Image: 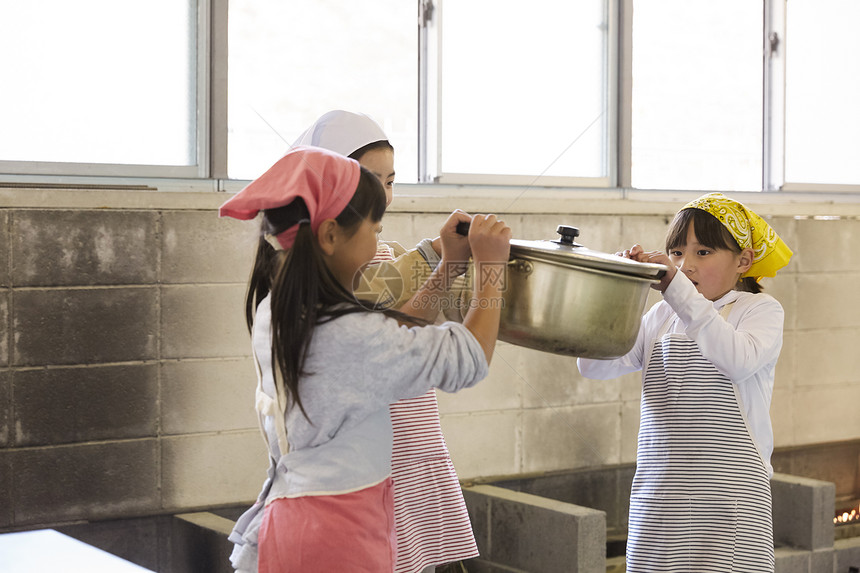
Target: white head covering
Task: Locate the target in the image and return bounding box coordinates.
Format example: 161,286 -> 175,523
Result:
292,110 -> 388,158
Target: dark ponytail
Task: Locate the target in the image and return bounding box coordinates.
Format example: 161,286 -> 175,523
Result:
737,276 -> 762,294
244,167 -> 388,421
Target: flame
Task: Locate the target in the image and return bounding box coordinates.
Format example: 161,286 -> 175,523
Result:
835,506 -> 860,524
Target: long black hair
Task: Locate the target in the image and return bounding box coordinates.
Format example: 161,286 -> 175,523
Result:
244,166 -> 387,421
665,208 -> 762,294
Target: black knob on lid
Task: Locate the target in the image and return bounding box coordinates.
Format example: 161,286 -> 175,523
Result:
556,225 -> 580,245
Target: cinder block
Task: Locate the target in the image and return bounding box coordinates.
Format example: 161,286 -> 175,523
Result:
514,345 -> 619,409
792,387 -> 860,445
521,403 -> 620,473
620,400 -> 640,464
788,442 -> 860,501
435,341 -> 523,415
0,291 -> 7,367
464,486 -> 490,554
0,370 -> 8,447
0,450 -> 10,528
834,536 -> 860,573
385,213 -> 420,249
11,210 -> 158,286
13,364 -> 157,446
0,212 -> 9,288
795,328 -> 860,388
765,272 -> 797,332
618,215 -> 671,256
796,275 -> 860,330
161,285 -> 250,359
810,548 -> 836,573
161,431 -> 268,510
171,513 -> 235,573
618,370 -> 642,402
775,330 -> 797,392
161,211 -> 257,284
11,440 -> 159,525
439,410 -> 519,480
795,218 -> 860,274
771,390 -> 795,448
12,288 -> 158,366
495,467 -> 625,530
493,466 -> 635,534
463,484 -> 606,573
57,515 -> 171,572
774,547 -> 811,573
772,472 -> 835,551
161,358 -> 257,435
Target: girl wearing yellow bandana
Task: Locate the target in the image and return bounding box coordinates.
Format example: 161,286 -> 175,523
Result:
578,193 -> 792,573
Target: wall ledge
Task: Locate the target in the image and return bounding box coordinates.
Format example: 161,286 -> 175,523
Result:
2,183 -> 860,218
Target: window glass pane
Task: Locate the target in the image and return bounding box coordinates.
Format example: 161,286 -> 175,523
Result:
228,1 -> 418,182
785,0 -> 860,185
440,1 -> 608,179
0,0 -> 196,167
632,0 -> 762,191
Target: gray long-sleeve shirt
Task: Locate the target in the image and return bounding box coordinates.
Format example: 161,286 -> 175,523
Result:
253,295 -> 489,498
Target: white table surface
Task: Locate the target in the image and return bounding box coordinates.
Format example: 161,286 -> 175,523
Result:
0,529 -> 154,572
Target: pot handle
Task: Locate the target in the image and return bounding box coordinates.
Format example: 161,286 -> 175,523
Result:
455,221 -> 470,236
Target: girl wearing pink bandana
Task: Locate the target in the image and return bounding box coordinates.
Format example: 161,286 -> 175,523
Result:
578,193 -> 792,573
220,146 -> 510,573
294,110 -> 480,573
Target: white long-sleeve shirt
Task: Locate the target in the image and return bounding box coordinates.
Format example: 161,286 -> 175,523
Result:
578,271 -> 784,475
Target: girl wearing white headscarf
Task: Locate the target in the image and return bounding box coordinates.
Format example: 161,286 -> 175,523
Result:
293,110 -> 479,573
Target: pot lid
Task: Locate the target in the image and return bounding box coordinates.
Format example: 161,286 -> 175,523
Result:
510,225 -> 668,279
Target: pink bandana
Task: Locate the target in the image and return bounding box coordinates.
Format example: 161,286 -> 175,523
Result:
219,146 -> 360,249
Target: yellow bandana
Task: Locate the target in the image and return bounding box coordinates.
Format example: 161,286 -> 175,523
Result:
682,193 -> 793,279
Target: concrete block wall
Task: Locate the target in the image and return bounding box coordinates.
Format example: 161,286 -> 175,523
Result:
772,473 -> 836,551
773,440 -> 860,510
489,465 -> 635,535
0,204 -> 269,532
1,188 -> 858,532
462,484 -> 606,573
475,467 -> 843,572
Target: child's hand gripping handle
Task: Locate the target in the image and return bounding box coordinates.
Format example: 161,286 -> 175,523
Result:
618,243 -> 676,292
462,214 -> 511,364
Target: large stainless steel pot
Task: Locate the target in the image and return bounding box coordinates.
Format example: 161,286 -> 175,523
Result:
460,224 -> 667,358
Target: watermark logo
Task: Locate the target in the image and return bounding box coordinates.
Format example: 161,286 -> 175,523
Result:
352,261 -> 407,310
353,260 -> 507,312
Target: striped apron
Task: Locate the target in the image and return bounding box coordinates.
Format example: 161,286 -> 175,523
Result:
626,304 -> 774,573
372,242 -> 479,572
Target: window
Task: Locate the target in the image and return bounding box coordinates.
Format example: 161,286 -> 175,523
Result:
433,0 -> 612,186
2,1 -> 860,194
0,0 -> 201,177
227,0 -> 418,182
784,0 -> 860,187
631,0 -> 763,191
